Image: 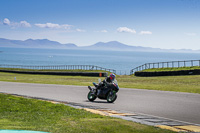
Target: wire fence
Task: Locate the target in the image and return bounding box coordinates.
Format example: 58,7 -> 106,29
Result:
0,64 -> 117,74
130,59 -> 200,75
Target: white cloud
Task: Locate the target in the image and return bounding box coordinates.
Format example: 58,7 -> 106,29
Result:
3,18 -> 11,25
139,31 -> 152,35
2,18 -> 31,28
100,30 -> 108,33
35,23 -> 72,29
76,28 -> 86,32
117,27 -> 136,34
62,24 -> 72,29
94,30 -> 108,33
20,21 -> 31,27
35,23 -> 59,28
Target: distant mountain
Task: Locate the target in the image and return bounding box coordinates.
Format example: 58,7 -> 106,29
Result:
0,38 -> 198,53
63,43 -> 77,48
91,41 -> 131,48
83,41 -> 199,53
86,41 -> 133,50
0,38 -> 77,49
83,41 -> 162,51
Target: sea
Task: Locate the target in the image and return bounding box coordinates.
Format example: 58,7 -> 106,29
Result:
0,47 -> 200,75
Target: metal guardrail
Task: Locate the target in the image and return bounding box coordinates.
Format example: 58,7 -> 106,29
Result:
2,60 -> 200,76
130,60 -> 200,75
0,64 -> 116,74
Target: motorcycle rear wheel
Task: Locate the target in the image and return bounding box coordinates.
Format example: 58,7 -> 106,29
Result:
87,91 -> 97,102
107,92 -> 117,103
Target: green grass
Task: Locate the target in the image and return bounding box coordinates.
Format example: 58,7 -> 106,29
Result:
0,71 -> 200,94
0,93 -> 175,133
141,66 -> 200,72
118,75 -> 200,93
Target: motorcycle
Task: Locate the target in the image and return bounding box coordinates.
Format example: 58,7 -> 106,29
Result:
87,79 -> 119,103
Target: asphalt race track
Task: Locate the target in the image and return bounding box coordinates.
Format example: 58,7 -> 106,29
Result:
0,81 -> 200,125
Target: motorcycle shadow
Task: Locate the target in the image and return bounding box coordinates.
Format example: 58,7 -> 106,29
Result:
85,100 -> 114,104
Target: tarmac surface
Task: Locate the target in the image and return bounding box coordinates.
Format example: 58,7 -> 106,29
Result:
0,81 -> 200,129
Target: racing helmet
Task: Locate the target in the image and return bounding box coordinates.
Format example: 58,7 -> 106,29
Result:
109,73 -> 115,81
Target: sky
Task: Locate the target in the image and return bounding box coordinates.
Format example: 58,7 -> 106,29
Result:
0,0 -> 200,50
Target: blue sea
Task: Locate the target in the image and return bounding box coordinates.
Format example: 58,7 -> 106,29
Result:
0,47 -> 200,75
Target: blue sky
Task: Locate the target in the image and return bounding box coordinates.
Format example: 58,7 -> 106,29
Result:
0,0 -> 200,50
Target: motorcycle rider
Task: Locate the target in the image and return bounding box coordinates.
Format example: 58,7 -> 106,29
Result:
103,73 -> 116,84
96,73 -> 116,93
88,73 -> 119,103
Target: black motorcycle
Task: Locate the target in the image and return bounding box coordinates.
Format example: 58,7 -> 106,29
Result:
87,79 -> 119,103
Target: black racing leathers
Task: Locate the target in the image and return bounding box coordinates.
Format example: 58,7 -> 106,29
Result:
97,77 -> 113,90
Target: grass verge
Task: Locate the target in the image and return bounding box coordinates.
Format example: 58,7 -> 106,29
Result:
141,66 -> 200,72
0,72 -> 200,94
0,93 -> 175,133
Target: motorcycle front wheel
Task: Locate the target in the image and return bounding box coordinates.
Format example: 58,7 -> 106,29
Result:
87,91 -> 97,102
107,91 -> 117,103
